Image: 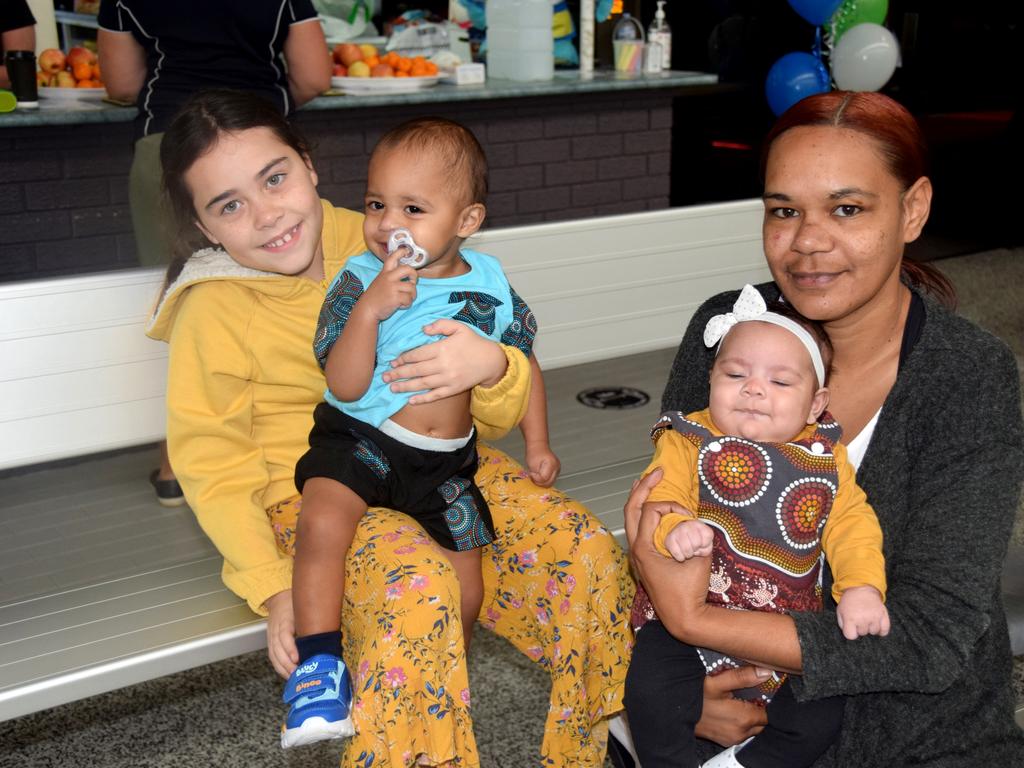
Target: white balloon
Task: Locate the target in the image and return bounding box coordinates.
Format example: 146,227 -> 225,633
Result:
830,22 -> 900,91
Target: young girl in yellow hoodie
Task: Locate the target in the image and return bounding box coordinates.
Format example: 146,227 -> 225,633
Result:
145,89 -> 634,768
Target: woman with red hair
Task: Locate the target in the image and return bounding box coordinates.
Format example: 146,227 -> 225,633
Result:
624,91 -> 1023,766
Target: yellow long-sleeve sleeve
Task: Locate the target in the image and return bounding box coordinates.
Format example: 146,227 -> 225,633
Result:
820,441 -> 887,601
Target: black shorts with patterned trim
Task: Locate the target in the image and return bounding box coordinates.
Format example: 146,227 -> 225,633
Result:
295,403 -> 494,552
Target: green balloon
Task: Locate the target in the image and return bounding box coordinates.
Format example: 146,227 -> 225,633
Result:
825,0 -> 888,41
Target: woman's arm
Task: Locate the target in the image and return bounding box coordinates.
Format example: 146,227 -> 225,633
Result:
282,18 -> 330,107
97,29 -> 147,103
791,337 -> 1024,699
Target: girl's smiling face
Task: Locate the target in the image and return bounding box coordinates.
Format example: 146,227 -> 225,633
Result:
185,127 -> 325,281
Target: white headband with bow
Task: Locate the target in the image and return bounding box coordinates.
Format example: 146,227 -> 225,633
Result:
703,284 -> 826,387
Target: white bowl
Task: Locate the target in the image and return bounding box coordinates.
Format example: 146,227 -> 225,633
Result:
39,86 -> 107,101
330,75 -> 439,95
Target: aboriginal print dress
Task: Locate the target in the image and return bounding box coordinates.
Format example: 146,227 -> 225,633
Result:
631,411 -> 843,703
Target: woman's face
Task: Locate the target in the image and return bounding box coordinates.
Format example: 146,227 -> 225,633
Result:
762,126 -> 930,325
186,127 -> 325,281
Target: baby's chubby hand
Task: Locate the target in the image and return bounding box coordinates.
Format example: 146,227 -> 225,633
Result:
525,441 -> 560,487
359,248 -> 419,322
661,515 -> 714,561
836,585 -> 890,640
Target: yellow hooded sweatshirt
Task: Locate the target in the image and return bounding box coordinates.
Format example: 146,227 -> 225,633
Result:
146,201 -> 531,614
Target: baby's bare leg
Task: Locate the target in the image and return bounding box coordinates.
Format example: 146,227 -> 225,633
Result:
441,546 -> 484,652
293,477 -> 367,636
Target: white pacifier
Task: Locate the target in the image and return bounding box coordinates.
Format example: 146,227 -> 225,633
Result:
387,228 -> 429,269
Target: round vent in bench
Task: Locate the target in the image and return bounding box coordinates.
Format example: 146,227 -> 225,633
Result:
577,387 -> 650,410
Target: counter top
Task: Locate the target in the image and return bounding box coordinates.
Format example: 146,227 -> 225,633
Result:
0,69 -> 717,129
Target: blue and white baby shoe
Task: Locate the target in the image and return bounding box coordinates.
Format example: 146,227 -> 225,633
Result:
280,653 -> 355,748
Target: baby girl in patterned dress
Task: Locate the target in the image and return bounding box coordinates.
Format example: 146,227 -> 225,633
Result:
624,284 -> 889,768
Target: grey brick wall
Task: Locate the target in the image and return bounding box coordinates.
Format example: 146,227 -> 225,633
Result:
1,91 -> 674,282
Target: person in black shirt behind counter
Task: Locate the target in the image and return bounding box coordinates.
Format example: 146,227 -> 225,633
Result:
0,0 -> 36,91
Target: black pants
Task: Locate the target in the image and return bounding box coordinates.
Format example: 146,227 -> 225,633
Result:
624,620 -> 845,768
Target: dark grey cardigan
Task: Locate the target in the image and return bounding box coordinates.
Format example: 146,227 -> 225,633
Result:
663,284 -> 1024,766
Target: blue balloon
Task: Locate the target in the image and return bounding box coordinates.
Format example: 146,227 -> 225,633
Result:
788,0 -> 843,25
764,52 -> 831,116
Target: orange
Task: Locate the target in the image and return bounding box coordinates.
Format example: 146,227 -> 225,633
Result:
396,57 -> 412,73
92,62 -> 102,80
364,54 -> 379,68
76,78 -> 99,88
72,61 -> 93,81
424,61 -> 438,75
394,70 -> 409,78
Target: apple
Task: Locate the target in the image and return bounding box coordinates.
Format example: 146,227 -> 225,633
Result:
55,71 -> 76,88
36,70 -> 50,87
359,44 -> 378,60
332,63 -> 347,77
38,48 -> 66,74
347,60 -> 371,78
66,46 -> 97,70
333,43 -> 362,67
370,63 -> 394,78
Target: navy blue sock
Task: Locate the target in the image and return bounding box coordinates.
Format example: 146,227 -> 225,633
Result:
295,630 -> 342,663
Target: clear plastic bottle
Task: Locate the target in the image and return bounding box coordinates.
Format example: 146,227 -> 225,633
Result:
612,13 -> 645,76
648,0 -> 672,71
487,0 -> 554,81
644,38 -> 664,74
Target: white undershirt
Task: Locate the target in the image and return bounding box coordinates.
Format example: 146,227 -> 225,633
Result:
844,408 -> 882,472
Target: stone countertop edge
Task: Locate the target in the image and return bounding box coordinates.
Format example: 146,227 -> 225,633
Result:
0,70 -> 718,128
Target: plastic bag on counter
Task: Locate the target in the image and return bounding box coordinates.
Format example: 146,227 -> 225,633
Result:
385,13 -> 451,58
314,0 -> 377,42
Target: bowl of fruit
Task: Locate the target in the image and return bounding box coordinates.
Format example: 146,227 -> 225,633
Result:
331,43 -> 439,94
37,47 -> 106,100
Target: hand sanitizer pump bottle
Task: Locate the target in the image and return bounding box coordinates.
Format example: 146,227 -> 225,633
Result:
648,1 -> 672,71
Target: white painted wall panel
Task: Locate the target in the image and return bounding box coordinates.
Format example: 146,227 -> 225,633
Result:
1,269 -> 167,470
469,199 -> 767,368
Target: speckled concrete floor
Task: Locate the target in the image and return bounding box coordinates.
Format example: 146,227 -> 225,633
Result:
0,628 -> 612,768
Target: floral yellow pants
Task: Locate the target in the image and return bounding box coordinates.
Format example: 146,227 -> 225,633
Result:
268,443 -> 635,767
